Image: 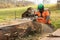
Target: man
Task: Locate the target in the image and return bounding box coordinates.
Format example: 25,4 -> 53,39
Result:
35,4 -> 50,24
22,7 -> 35,18
35,4 -> 54,29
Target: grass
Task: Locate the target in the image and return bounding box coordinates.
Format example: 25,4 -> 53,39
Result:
0,5 -> 37,21
0,7 -> 27,19
51,10 -> 60,29
0,5 -> 60,29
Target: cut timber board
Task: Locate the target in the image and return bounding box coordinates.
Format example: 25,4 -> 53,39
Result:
0,19 -> 32,28
50,29 -> 60,37
40,29 -> 60,40
40,37 -> 60,40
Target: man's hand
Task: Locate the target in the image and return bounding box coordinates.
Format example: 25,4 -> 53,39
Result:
46,16 -> 50,24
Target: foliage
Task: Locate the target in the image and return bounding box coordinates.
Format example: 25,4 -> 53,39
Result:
0,0 -> 35,8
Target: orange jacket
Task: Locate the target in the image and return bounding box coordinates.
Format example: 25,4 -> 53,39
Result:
35,11 -> 51,24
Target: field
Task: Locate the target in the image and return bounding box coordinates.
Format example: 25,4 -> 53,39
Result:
0,6 -> 37,21
0,5 -> 60,29
51,10 -> 60,29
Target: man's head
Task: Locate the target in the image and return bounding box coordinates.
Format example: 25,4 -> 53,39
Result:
27,7 -> 35,14
27,7 -> 33,13
38,4 -> 44,13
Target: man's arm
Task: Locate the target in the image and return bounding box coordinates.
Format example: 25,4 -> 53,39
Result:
22,11 -> 28,18
46,16 -> 50,21
45,11 -> 50,23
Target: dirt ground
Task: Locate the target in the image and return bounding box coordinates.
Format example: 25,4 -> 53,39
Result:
17,33 -> 50,40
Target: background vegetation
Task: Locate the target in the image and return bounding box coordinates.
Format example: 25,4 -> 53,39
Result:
0,0 -> 35,8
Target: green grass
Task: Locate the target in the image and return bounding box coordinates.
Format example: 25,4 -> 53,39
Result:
0,7 -> 28,22
0,5 -> 37,21
51,10 -> 60,29
0,7 -> 27,19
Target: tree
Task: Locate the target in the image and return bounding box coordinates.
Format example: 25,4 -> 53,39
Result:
43,0 -> 50,4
